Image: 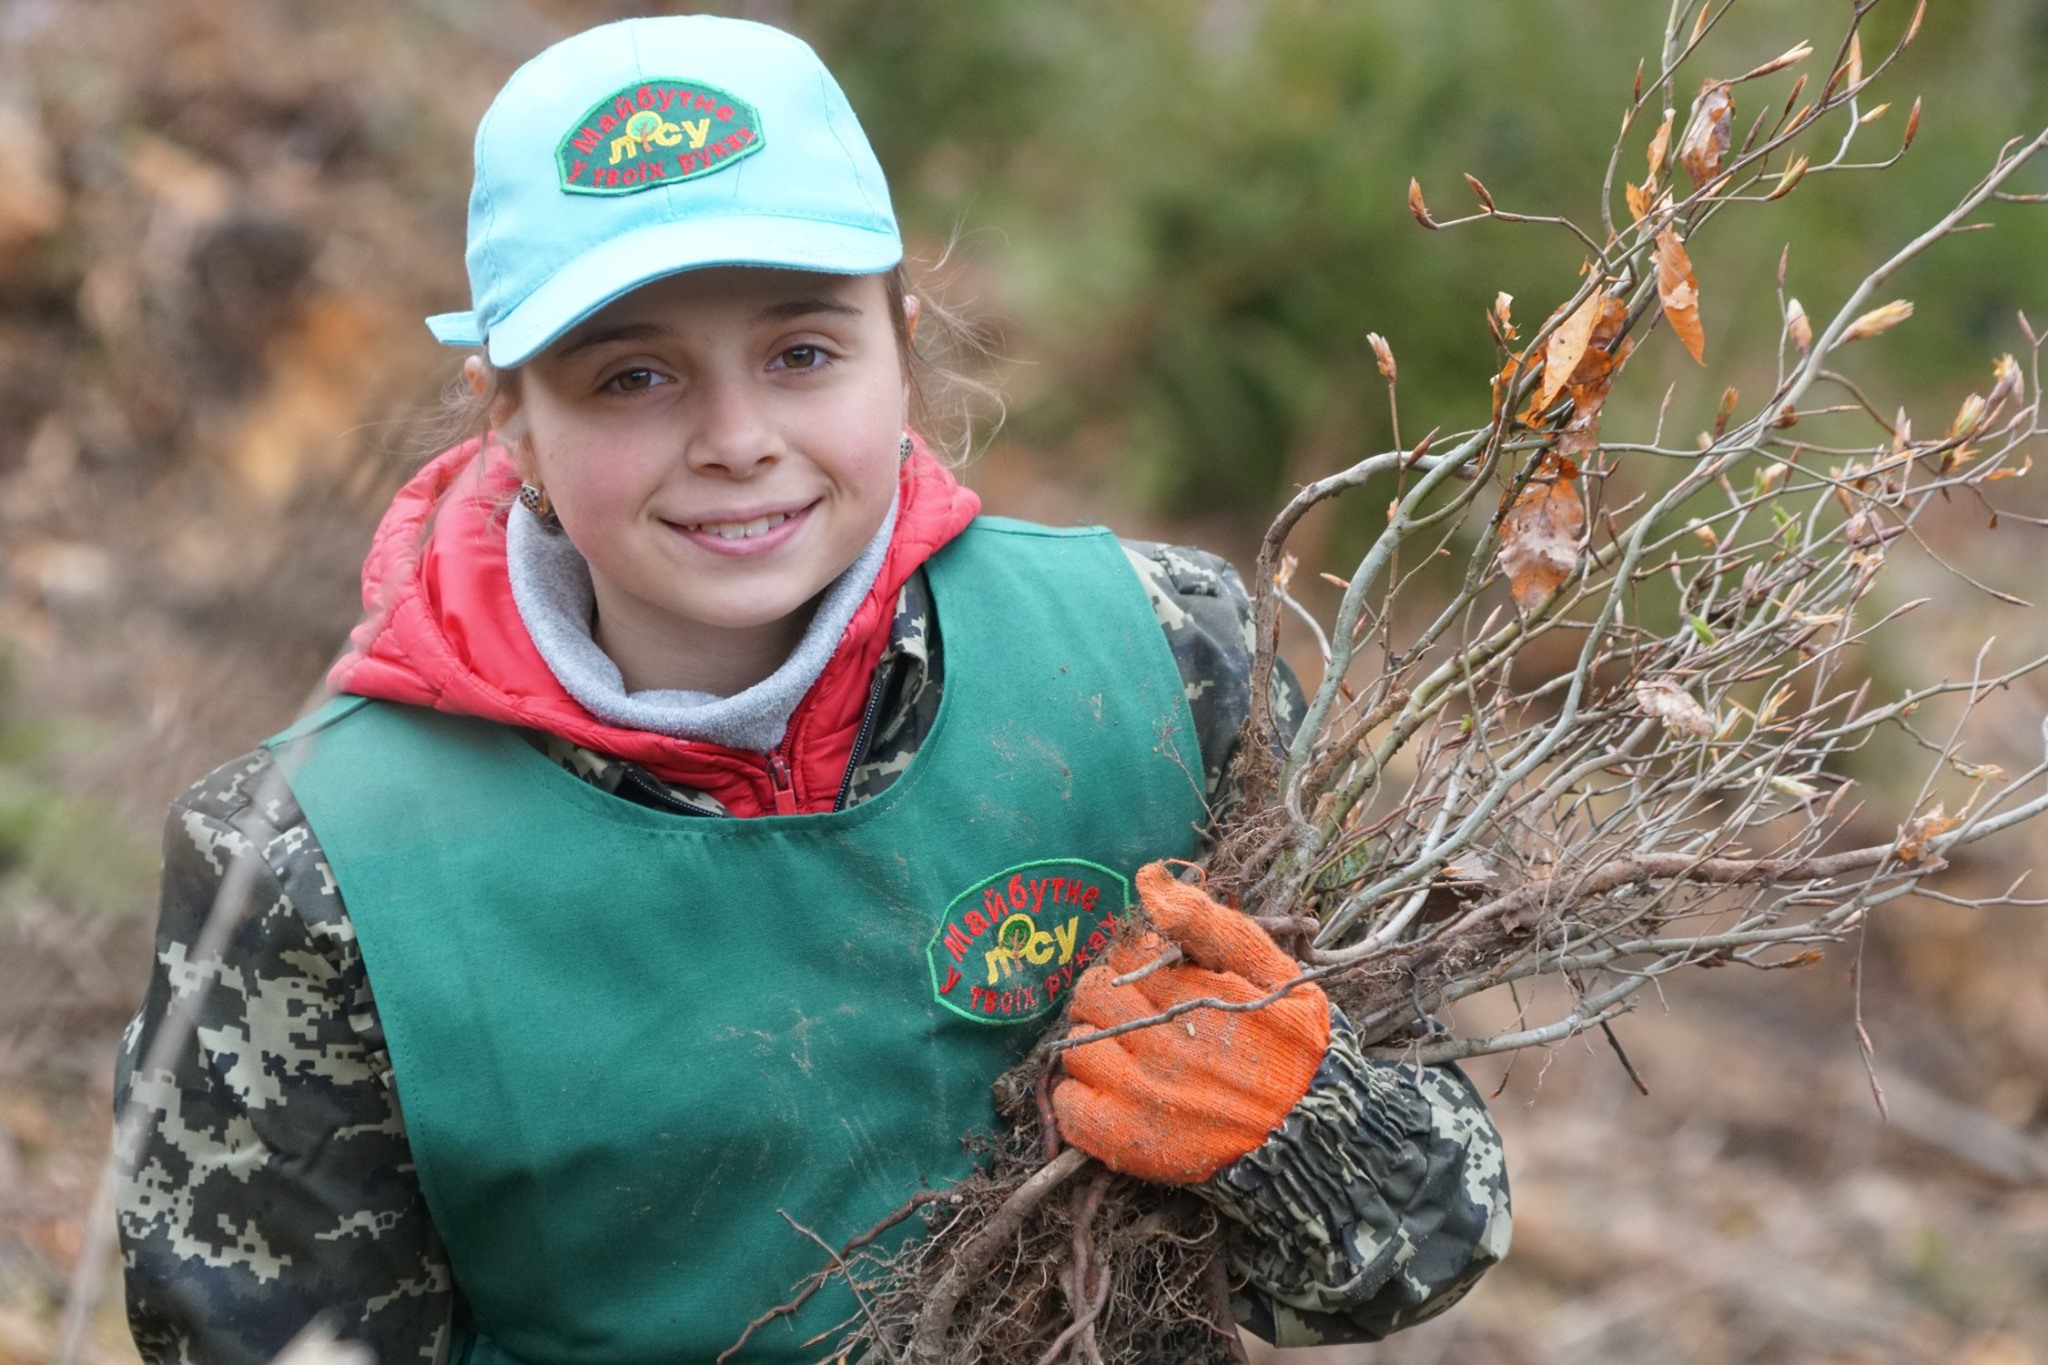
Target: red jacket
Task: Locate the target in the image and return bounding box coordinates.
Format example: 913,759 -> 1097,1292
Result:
329,436 -> 981,817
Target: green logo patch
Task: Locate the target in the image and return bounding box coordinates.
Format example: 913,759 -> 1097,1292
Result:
927,859 -> 1128,1025
557,80 -> 763,196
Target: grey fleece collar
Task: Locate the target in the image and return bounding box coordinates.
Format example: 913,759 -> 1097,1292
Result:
506,495 -> 898,752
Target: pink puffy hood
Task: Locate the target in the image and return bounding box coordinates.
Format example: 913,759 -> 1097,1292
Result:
329,436 -> 981,817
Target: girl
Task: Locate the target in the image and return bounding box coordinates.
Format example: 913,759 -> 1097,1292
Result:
114,15 -> 1509,1363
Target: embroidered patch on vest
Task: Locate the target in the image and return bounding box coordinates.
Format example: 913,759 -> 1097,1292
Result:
556,81 -> 763,196
927,859 -> 1127,1025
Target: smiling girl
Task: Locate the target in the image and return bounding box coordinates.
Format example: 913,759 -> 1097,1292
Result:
114,16 -> 1509,1363
504,268 -> 911,702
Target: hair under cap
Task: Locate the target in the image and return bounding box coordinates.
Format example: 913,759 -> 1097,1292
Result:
425,15 -> 901,367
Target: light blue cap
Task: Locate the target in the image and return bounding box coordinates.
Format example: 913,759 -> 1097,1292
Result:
425,16 -> 901,367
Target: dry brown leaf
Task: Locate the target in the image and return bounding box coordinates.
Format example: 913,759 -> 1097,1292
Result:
1584,294 -> 1630,355
1634,678 -> 1715,736
1655,229 -> 1706,365
1491,292 -> 1517,343
1646,114 -> 1674,181
1897,806 -> 1960,864
1441,853 -> 1497,888
1553,410 -> 1601,470
1417,851 -> 1501,924
1498,463 -> 1586,612
1491,356 -> 1523,420
1785,298 -> 1812,353
1678,82 -> 1735,187
1625,181 -> 1652,224
1526,295 -> 1630,436
1841,298 -> 1914,343
1534,293 -> 1603,414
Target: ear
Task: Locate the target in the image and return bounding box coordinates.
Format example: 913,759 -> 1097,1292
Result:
902,293 -> 921,343
471,357 -> 536,475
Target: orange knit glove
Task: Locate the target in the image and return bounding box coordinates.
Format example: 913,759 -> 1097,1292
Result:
1050,862 -> 1329,1185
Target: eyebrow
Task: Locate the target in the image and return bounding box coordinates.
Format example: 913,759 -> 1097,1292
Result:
757,297 -> 865,323
550,298 -> 865,359
552,321 -> 669,360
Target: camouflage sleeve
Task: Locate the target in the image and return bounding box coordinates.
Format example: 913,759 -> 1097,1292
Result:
1202,1009 -> 1511,1345
1118,540 -> 1304,813
115,748 -> 453,1365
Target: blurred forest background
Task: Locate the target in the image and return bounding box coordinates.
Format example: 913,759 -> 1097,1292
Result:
2,0 -> 2048,1360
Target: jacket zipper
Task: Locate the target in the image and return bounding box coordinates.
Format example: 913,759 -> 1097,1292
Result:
832,667 -> 893,812
767,751 -> 800,816
617,764 -> 721,817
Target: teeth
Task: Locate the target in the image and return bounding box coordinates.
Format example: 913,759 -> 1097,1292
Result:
693,512 -> 791,539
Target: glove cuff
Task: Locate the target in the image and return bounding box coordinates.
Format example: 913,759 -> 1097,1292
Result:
1192,1006 -> 1513,1333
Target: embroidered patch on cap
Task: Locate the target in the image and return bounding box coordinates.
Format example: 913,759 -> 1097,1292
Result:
557,80 -> 764,196
927,860 -> 1128,1025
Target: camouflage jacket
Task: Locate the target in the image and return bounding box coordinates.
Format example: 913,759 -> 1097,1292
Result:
115,541 -> 1509,1363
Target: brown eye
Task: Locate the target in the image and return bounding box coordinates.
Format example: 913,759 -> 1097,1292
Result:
779,345 -> 821,370
605,368 -> 662,394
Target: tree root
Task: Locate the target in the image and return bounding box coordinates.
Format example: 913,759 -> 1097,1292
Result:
743,1075 -> 1249,1365
906,1145 -> 1093,1364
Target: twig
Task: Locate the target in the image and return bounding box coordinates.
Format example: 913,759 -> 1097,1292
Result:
1600,1022 -> 1652,1096
1110,944 -> 1183,988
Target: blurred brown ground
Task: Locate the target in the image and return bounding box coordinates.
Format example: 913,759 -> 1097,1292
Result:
1,1 -> 2046,1361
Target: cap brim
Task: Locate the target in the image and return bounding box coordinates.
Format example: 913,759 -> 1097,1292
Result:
426,312 -> 484,347
480,214 -> 902,368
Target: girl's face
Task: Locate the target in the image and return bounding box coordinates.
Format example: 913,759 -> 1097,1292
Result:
494,267 -> 911,692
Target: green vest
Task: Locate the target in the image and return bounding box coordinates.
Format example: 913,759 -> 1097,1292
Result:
268,519 -> 1207,1363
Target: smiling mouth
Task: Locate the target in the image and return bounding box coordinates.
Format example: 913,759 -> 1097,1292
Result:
680,509 -> 800,540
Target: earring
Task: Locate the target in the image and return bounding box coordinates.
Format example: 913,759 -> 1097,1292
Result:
519,482 -> 562,532
899,433 -> 914,460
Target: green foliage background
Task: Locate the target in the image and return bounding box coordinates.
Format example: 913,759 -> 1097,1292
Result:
761,0 -> 2048,523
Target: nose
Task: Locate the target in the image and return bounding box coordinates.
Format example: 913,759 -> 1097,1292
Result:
685,370 -> 779,479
